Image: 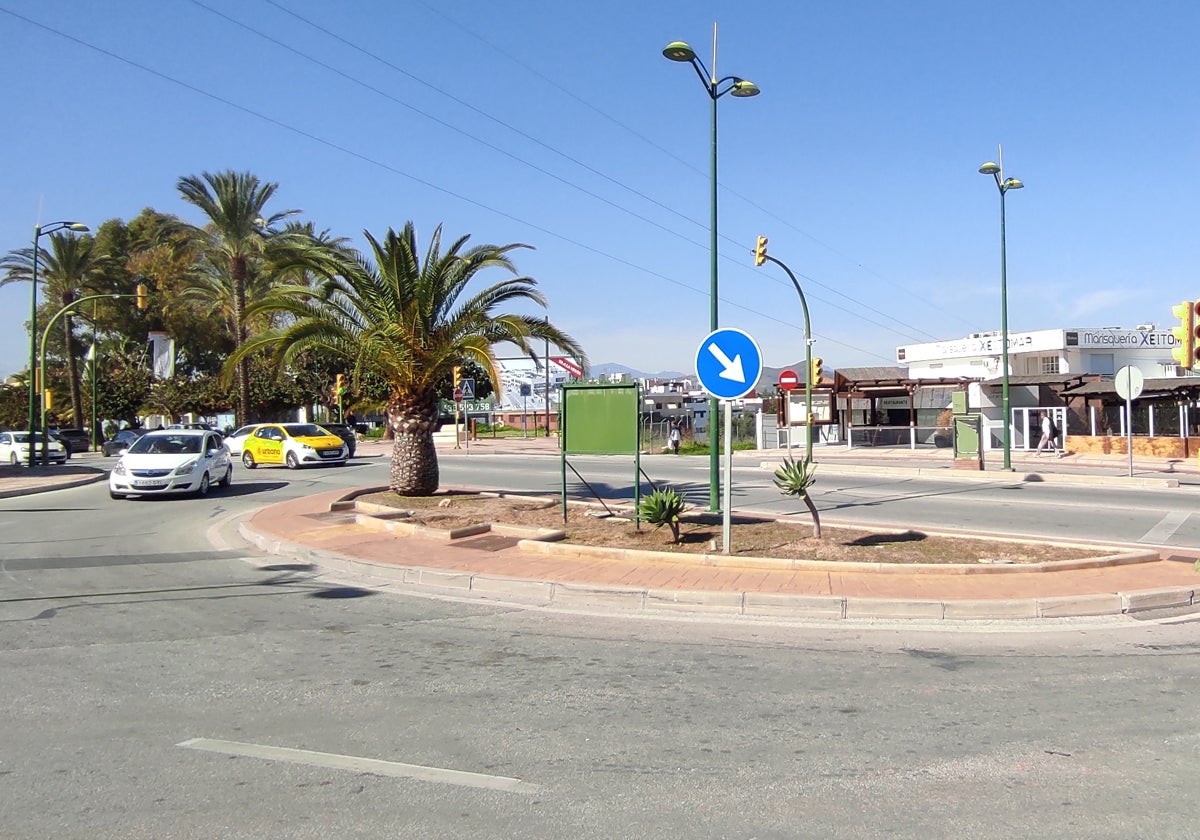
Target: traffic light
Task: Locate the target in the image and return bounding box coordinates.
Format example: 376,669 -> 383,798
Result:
44,389 -> 53,411
453,366 -> 462,388
136,282 -> 148,311
335,373 -> 345,395
1171,300 -> 1197,369
808,356 -> 823,384
754,235 -> 768,267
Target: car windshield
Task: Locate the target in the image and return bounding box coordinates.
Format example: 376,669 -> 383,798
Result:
283,424 -> 328,437
126,434 -> 203,455
230,426 -> 258,437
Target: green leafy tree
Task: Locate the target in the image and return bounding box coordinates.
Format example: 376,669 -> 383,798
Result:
171,171 -> 333,423
239,222 -> 588,495
1,230 -> 107,429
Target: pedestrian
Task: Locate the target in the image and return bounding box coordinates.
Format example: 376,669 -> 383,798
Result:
668,420 -> 682,455
1035,411 -> 1063,457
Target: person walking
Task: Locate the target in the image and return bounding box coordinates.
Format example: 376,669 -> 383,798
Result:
667,420 -> 682,455
1035,411 -> 1062,457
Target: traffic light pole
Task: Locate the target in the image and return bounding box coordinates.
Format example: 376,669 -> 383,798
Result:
760,254 -> 815,465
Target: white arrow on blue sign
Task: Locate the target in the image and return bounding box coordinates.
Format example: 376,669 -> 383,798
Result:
695,328 -> 763,400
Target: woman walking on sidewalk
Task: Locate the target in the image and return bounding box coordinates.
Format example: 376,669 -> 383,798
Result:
1035,412 -> 1063,457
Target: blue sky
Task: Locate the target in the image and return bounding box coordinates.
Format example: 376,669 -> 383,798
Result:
2,0 -> 1197,380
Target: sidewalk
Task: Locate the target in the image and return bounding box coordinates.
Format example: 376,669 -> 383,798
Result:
241,436 -> 1200,622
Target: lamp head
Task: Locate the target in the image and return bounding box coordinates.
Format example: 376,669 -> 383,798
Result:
730,79 -> 760,97
978,162 -> 1001,176
68,223 -> 89,232
662,41 -> 696,62
1003,178 -> 1024,190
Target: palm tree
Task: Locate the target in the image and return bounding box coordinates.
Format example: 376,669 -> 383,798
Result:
0,231 -> 104,428
173,170 -> 325,424
238,222 -> 588,495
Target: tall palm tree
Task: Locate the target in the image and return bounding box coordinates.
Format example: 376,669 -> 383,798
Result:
238,222 -> 588,495
173,170 -> 319,423
0,231 -> 104,427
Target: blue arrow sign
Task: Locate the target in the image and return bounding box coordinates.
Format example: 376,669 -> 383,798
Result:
695,328 -> 763,400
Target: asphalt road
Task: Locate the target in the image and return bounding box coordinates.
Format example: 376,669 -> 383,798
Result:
2,456 -> 1199,838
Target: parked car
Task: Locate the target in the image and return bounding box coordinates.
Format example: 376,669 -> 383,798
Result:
318,423 -> 358,458
167,423 -> 222,437
222,424 -> 264,457
108,429 -> 232,499
0,431 -> 69,466
50,427 -> 91,455
102,428 -> 148,457
241,423 -> 348,469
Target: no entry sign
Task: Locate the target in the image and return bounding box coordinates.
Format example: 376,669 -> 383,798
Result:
778,369 -> 800,391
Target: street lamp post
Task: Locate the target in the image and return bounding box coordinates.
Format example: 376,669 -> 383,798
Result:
663,26 -> 759,511
27,221 -> 88,467
978,151 -> 1023,471
39,293 -> 134,463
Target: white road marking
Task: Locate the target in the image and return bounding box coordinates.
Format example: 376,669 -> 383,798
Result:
1138,510 -> 1190,545
177,738 -> 538,794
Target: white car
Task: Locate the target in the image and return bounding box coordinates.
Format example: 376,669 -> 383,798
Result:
0,431 -> 68,466
108,429 -> 233,499
222,424 -> 264,457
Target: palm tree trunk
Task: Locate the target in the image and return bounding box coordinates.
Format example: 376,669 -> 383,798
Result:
63,315 -> 84,427
232,257 -> 252,423
387,392 -> 441,495
803,493 -> 822,539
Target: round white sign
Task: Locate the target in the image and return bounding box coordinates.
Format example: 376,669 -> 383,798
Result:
1114,366 -> 1144,401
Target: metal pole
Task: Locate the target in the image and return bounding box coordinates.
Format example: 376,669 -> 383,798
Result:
28,226 -> 41,467
91,299 -> 98,451
722,400 -> 732,553
999,188 -> 1012,471
707,82 -> 721,511
544,335 -> 550,439
763,255 -> 815,465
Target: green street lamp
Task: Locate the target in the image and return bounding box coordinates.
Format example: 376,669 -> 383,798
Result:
39,292 -> 139,463
979,150 -> 1023,472
28,221 -> 88,467
663,29 -> 759,511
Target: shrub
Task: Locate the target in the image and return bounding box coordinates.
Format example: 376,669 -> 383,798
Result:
638,487 -> 686,544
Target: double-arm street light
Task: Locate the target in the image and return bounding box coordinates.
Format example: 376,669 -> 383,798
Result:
663,27 -> 760,511
28,221 -> 89,467
978,149 -> 1023,471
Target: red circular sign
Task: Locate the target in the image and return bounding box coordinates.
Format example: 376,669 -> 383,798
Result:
777,369 -> 800,391
453,387 -> 464,403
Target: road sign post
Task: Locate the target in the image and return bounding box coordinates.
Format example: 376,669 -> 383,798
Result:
695,328 -> 763,553
1115,365 -> 1144,477
777,369 -> 799,458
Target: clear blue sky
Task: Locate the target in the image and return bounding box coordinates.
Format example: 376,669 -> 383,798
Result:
2,0 -> 1196,380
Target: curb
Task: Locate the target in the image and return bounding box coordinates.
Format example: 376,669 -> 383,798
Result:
763,461 -> 1184,489
238,491 -> 1200,623
0,467 -> 107,499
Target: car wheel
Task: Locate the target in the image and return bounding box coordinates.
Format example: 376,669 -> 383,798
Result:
8,453 -> 18,467
285,451 -> 300,470
220,464 -> 233,487
242,451 -> 257,470
197,472 -> 210,496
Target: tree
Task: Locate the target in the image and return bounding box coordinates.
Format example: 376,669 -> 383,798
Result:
239,222 -> 588,495
172,171 -> 330,423
1,230 -> 107,430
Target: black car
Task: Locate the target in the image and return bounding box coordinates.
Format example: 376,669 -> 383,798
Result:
51,427 -> 92,455
102,428 -> 147,457
319,423 -> 357,458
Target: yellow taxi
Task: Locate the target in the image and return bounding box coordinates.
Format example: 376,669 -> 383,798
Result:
240,423 -> 348,470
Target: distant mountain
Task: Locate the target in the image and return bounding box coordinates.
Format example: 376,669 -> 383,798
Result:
590,362 -> 689,380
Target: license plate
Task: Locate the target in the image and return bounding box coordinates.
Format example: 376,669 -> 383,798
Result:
133,479 -> 166,488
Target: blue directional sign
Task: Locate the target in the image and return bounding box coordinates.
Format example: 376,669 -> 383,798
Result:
695,328 -> 763,400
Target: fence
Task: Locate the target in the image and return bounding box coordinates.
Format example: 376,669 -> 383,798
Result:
845,424 -> 951,450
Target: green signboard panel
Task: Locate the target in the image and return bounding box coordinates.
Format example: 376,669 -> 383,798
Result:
562,382 -> 639,455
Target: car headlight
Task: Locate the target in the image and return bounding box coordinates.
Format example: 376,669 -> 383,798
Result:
300,443 -> 316,452
113,460 -> 127,476
174,458 -> 199,476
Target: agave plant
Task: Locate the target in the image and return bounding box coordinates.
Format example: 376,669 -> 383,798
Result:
638,487 -> 686,544
773,456 -> 821,538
